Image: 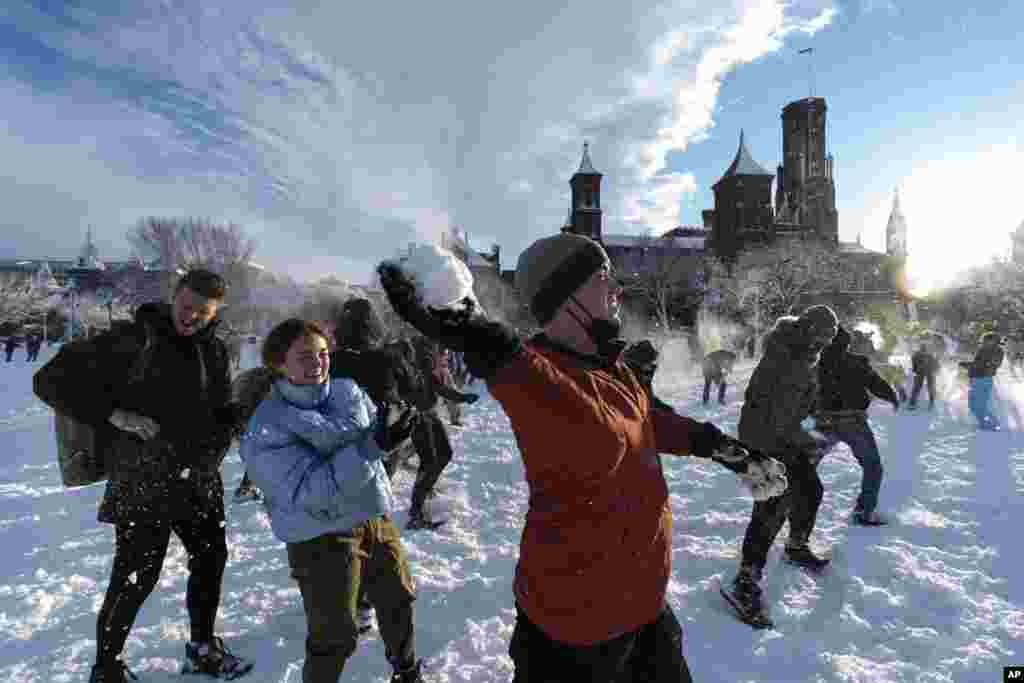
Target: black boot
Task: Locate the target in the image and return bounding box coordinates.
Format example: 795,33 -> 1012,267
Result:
406,505 -> 445,531
784,543 -> 830,572
724,565 -> 773,629
89,660 -> 138,683
391,659 -> 425,683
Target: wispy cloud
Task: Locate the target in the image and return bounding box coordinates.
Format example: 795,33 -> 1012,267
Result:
0,0 -> 836,282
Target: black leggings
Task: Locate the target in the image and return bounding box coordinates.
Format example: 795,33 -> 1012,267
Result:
95,514 -> 228,664
409,409 -> 453,512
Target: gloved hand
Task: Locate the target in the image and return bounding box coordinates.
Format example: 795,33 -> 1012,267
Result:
109,409 -> 160,440
692,423 -> 788,501
713,442 -> 789,501
375,402 -> 417,452
377,260 -> 522,378
461,393 -> 480,405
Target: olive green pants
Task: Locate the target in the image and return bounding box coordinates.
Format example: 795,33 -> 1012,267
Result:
287,516 -> 417,683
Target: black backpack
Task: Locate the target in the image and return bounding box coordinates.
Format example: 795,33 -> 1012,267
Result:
33,326 -> 153,487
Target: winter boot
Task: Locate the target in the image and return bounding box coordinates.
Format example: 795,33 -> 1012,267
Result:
783,543 -> 830,572
89,660 -> 138,683
852,510 -> 888,527
723,565 -> 773,629
406,503 -> 445,531
183,637 -> 254,680
391,659 -> 426,683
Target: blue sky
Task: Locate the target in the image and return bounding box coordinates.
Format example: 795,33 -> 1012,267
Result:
0,1 -> 1020,289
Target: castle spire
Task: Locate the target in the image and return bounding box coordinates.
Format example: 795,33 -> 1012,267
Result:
717,129 -> 773,182
576,141 -> 599,175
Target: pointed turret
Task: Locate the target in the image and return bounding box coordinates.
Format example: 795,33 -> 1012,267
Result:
568,142 -> 603,241
885,187 -> 908,259
714,130 -> 773,187
576,141 -> 599,175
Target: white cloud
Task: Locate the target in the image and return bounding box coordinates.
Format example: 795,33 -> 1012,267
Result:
0,0 -> 837,281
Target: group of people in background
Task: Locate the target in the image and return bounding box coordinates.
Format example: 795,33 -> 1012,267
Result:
3,333 -> 43,361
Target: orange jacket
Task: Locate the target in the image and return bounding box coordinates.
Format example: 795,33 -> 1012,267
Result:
488,336 -> 702,645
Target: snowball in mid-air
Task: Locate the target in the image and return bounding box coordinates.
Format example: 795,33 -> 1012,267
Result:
400,243 -> 482,312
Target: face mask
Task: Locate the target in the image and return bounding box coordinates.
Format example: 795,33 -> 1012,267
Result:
566,295 -> 622,356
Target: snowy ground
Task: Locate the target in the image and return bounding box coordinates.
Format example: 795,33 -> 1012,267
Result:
3,344 -> 1024,682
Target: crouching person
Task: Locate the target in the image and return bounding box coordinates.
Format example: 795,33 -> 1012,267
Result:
239,319 -> 423,683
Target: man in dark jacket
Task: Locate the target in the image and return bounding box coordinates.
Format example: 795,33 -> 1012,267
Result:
816,326 -> 900,526
965,332 -> 1005,430
26,334 -> 43,361
909,341 -> 939,410
702,349 -> 737,405
33,270 -> 251,683
728,305 -> 838,628
404,335 -> 478,529
377,233 -> 787,681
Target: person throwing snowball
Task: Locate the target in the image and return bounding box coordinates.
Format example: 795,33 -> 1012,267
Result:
376,234 -> 787,682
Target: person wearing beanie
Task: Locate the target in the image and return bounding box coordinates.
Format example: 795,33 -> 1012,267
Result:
725,304 -> 839,629
376,233 -> 788,681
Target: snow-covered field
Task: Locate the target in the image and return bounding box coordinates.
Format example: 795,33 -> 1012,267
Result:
3,344 -> 1024,682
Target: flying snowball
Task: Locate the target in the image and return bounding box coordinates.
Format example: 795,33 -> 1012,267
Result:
396,243 -> 483,313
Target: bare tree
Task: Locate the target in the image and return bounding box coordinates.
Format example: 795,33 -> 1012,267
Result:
0,273 -> 54,326
127,217 -> 257,301
617,232 -> 704,333
707,239 -> 843,348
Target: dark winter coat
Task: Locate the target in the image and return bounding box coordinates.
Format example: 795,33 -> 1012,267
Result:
4,337 -> 21,353
487,334 -> 711,646
701,349 -> 737,380
33,303 -> 234,524
969,343 -> 1004,379
409,336 -> 476,411
911,349 -> 939,377
737,316 -> 821,455
817,327 -> 899,417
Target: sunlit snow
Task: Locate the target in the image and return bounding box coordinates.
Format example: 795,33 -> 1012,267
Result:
2,344 -> 1024,681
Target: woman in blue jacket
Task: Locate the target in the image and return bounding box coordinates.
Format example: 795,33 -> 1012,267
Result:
239,319 -> 423,683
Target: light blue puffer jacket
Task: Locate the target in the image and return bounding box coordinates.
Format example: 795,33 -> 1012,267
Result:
239,377 -> 393,543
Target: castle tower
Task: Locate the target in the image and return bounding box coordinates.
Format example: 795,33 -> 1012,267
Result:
710,130 -> 775,259
568,142 -> 603,242
885,187 -> 908,259
775,97 -> 838,242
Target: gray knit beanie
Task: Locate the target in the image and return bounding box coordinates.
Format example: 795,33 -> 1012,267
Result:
515,233 -> 609,326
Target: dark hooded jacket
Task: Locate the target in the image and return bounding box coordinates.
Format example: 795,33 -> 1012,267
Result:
817,326 -> 899,415
33,302 -> 233,523
969,339 -> 1005,379
329,298 -> 419,408
702,349 -> 737,380
737,315 -> 821,455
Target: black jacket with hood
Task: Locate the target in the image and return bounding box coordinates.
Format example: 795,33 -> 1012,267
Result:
817,326 -> 899,415
34,302 -> 234,523
737,315 -> 822,455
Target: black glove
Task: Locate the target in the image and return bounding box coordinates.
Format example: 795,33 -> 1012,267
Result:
375,402 -> 417,452
377,261 -> 522,379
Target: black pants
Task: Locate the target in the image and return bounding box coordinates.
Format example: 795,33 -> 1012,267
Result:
409,409 -> 453,513
740,449 -> 823,569
909,373 -> 936,407
95,513 -> 228,664
702,375 -> 727,405
509,603 -> 692,683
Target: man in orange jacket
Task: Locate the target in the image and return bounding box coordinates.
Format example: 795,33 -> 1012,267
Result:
377,233 -> 787,682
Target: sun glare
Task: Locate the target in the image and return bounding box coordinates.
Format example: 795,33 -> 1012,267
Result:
895,141 -> 1020,295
